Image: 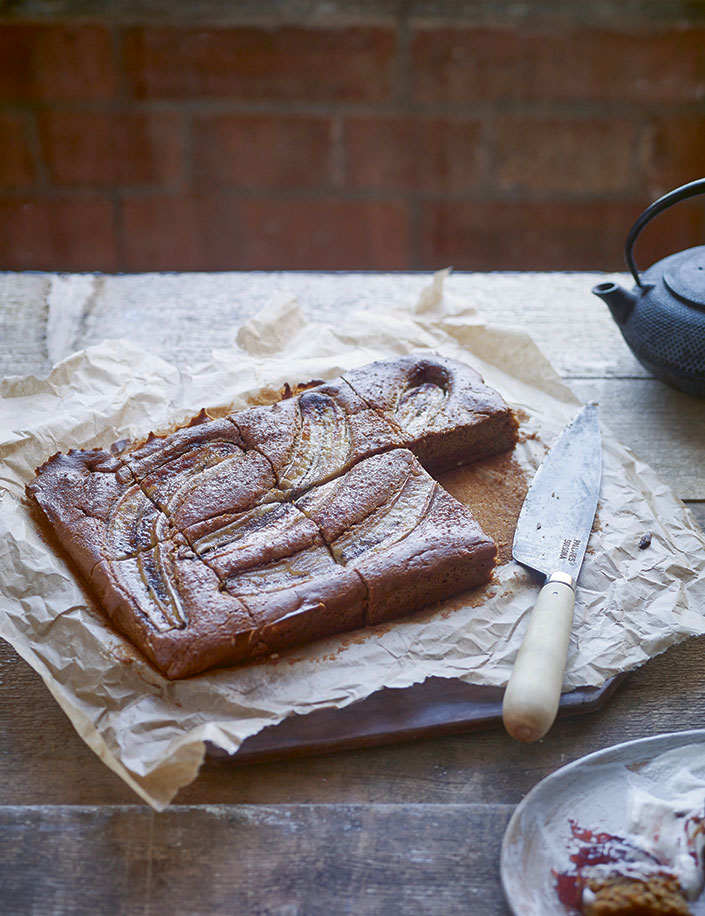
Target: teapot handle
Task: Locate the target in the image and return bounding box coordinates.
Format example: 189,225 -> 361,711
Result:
625,177 -> 705,287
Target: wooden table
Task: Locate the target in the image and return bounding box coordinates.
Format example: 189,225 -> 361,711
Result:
2,271 -> 704,915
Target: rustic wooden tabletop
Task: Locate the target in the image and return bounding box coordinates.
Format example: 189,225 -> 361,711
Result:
1,271 -> 704,915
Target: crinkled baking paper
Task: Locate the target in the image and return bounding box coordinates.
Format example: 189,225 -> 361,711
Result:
2,273 -> 704,809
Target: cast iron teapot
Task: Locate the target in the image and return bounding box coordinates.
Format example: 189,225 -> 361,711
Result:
592,178 -> 705,397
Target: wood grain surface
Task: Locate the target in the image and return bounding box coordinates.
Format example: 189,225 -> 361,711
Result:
1,271 -> 704,916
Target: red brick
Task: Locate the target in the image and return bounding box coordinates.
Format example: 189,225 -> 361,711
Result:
120,194 -> 410,270
344,116 -> 483,192
0,197 -> 117,270
123,26 -> 396,102
494,117 -> 636,193
193,115 -> 332,190
644,115 -> 705,196
235,198 -> 411,269
0,112 -> 36,187
120,195 -> 225,270
417,198 -> 705,270
412,27 -> 705,104
38,111 -> 182,187
0,24 -> 117,101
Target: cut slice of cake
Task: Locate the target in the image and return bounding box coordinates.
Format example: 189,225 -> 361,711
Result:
296,449 -> 497,625
231,376 -> 399,494
185,501 -> 326,583
582,874 -> 692,915
343,354 -> 519,472
119,411 -> 245,486
27,447 -> 175,576
228,552 -> 369,656
90,534 -> 266,679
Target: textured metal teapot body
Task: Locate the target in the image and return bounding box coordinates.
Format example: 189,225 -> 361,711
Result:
592,179 -> 705,398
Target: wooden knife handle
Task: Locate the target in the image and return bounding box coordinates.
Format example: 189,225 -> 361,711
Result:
502,576 -> 576,743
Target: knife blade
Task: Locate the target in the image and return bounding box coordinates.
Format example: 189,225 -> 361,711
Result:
502,403 -> 602,743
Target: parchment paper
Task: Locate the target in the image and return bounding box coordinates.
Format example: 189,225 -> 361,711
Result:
2,273 -> 705,810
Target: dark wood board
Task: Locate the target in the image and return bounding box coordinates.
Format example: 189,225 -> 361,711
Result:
215,674 -> 626,765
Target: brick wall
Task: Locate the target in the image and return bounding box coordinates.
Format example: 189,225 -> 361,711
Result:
1,7 -> 704,272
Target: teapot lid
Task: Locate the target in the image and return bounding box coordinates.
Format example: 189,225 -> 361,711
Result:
660,247 -> 705,310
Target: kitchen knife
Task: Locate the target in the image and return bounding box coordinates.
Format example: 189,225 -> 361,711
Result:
502,403 -> 602,743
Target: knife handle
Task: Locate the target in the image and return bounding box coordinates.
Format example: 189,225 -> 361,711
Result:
502,573 -> 576,743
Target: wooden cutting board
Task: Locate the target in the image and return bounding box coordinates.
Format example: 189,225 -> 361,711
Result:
217,675 -> 625,765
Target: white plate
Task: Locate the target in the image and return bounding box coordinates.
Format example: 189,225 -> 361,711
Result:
501,729 -> 705,916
